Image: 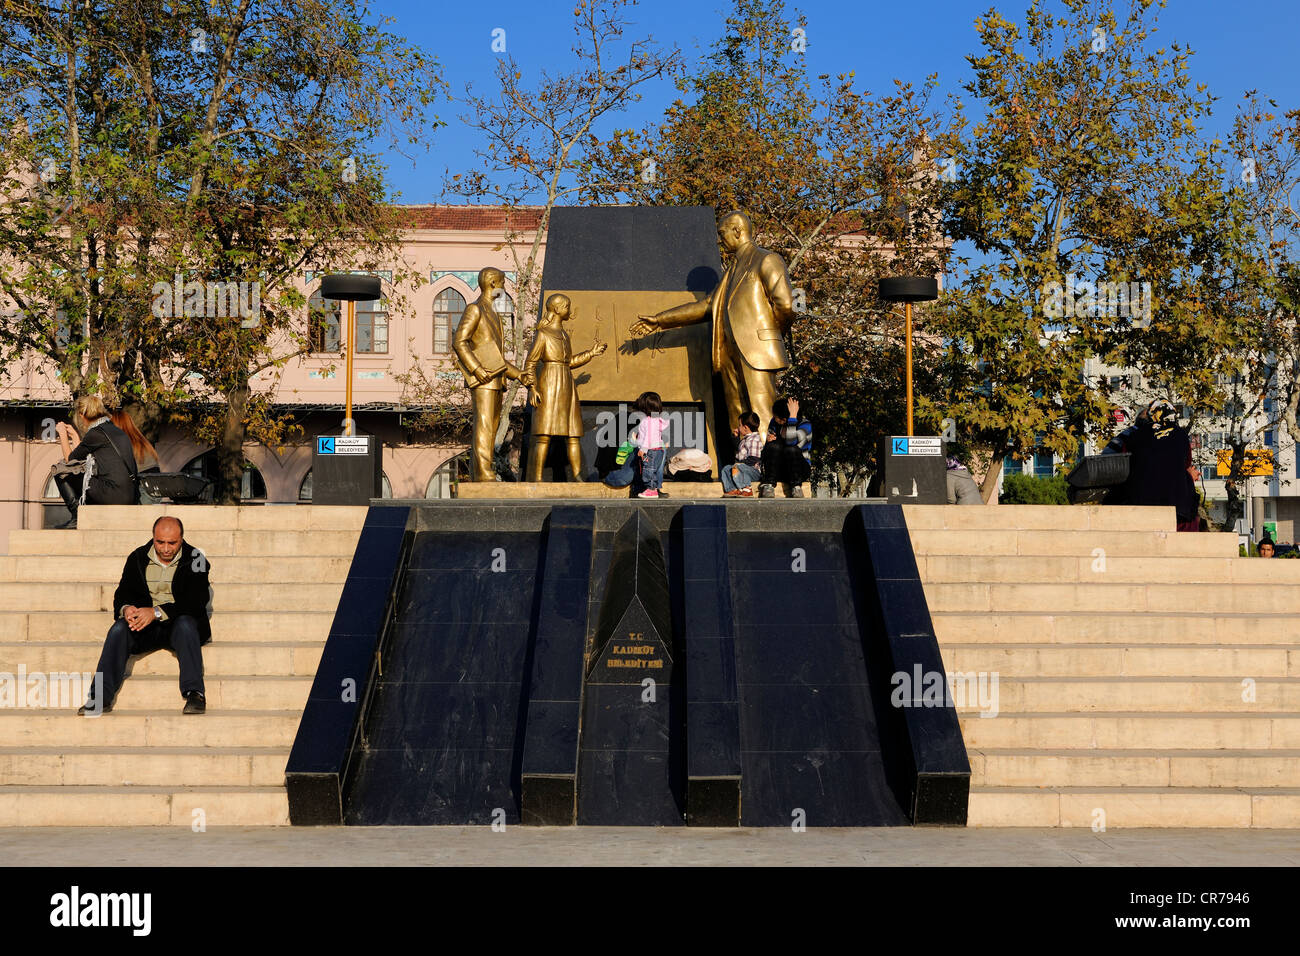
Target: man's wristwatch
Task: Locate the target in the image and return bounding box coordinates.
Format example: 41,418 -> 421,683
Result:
153,607 -> 162,621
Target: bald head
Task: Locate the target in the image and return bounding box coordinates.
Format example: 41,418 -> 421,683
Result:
718,211 -> 753,251
152,516 -> 183,564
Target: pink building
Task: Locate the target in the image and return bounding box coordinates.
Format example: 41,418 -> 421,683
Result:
0,206 -> 546,547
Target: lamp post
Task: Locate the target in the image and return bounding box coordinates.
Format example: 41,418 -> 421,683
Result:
319,273 -> 382,436
878,276 -> 939,436
313,273 -> 384,505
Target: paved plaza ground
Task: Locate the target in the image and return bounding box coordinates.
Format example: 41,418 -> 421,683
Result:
2,826 -> 1297,866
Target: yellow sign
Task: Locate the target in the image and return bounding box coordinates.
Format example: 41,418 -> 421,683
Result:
1215,449 -> 1273,477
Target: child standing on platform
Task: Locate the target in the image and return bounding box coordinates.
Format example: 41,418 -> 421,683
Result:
632,391 -> 668,498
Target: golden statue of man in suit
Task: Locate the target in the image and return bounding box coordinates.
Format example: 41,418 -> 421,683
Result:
453,267 -> 522,481
630,211 -> 796,429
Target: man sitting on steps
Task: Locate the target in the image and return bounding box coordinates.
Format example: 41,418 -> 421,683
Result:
79,515 -> 212,716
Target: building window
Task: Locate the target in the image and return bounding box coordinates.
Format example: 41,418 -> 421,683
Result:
433,288 -> 467,354
1002,455 -> 1022,477
308,287 -> 387,354
1033,449 -> 1055,477
493,290 -> 515,357
356,298 -> 388,354
1200,465 -> 1216,481
1265,430 -> 1275,447
425,455 -> 466,499
182,452 -> 265,500
308,293 -> 341,353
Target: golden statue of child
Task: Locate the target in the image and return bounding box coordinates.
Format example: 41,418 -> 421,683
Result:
521,293 -> 607,481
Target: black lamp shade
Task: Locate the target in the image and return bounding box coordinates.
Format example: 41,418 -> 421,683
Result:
879,276 -> 939,303
320,273 -> 382,302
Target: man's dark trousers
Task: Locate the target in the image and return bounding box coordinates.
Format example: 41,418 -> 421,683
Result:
92,615 -> 205,707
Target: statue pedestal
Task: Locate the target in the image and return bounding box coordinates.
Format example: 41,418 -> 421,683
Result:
456,482 -> 628,500
454,480 -> 813,499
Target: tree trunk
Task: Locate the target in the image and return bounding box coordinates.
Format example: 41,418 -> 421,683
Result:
979,456 -> 1003,504
216,384 -> 250,505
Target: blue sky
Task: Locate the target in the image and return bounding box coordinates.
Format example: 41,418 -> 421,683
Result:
371,0 -> 1300,204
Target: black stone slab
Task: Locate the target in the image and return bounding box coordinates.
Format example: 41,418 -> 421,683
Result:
846,505 -> 971,825
680,505 -> 740,826
286,504 -> 408,827
578,509 -> 684,825
541,206 -> 721,293
588,510 -> 674,682
340,527 -> 543,825
521,508 -> 595,825
728,526 -> 908,827
286,506 -> 410,825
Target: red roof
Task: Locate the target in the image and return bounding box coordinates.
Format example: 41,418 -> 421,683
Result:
392,205 -> 545,232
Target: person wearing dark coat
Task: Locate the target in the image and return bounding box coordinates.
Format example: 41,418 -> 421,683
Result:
53,394 -> 138,528
79,515 -> 212,716
1118,400 -> 1200,531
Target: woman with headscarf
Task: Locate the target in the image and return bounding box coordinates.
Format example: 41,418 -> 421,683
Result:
1118,399 -> 1200,531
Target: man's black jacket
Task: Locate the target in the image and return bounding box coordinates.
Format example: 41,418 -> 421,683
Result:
112,541 -> 212,643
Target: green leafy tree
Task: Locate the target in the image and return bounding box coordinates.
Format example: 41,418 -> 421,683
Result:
931,0 -> 1253,501
437,0 -> 679,465
580,0 -> 957,493
0,0 -> 442,501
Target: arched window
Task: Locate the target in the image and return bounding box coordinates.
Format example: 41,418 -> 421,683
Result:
433,287 -> 466,354
493,289 -> 515,330
424,454 -> 466,499
182,451 -> 265,500
308,286 -> 388,354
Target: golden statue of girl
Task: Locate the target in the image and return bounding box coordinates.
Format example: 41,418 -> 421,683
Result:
521,293 -> 607,481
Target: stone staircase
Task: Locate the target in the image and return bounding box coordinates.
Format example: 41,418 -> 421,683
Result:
0,505 -> 365,825
910,504 -> 1300,828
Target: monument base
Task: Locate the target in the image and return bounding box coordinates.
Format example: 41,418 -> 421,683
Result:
454,481 -> 814,499
456,482 -> 628,500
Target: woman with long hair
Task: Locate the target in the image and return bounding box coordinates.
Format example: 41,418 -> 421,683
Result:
109,408 -> 161,474
52,395 -> 139,527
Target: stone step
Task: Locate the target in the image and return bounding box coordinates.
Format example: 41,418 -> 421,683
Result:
0,581 -> 344,612
902,504 -> 1176,532
966,786 -> 1300,827
0,747 -> 288,787
908,528 -> 1238,557
0,711 -> 301,747
108,676 -> 312,711
940,643 -> 1299,678
0,785 -> 290,826
0,555 -> 353,584
1,611 -> 334,643
924,581 -> 1300,614
0,641 -> 324,677
921,554 -> 1300,584
950,676 -> 1300,713
970,749 -> 1300,789
931,611 -> 1300,645
74,505 -> 369,532
8,529 -> 364,557
959,713 -> 1300,750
